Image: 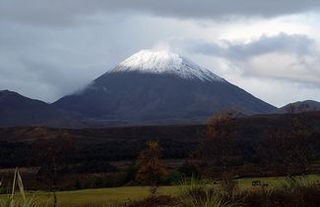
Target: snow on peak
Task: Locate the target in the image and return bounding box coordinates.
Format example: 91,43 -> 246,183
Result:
119,50 -> 182,71
111,49 -> 224,82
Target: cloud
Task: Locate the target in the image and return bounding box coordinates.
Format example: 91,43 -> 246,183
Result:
1,0 -> 320,26
244,52 -> 320,86
185,33 -> 320,86
189,33 -> 315,60
224,76 -> 320,107
0,15 -> 196,102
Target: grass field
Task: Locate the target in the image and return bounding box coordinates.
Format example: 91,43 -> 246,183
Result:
2,174 -> 320,207
26,186 -> 178,207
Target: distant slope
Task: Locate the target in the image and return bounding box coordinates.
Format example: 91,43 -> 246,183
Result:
0,90 -> 87,128
274,100 -> 320,114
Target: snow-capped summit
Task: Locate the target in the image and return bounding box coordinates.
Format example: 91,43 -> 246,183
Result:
111,49 -> 224,82
54,49 -> 275,125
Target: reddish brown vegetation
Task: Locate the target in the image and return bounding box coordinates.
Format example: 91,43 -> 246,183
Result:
136,141 -> 168,194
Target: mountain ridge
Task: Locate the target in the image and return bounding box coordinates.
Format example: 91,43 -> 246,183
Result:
274,100 -> 320,114
0,90 -> 88,128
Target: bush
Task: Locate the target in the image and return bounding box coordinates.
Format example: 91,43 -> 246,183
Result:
163,171 -> 184,185
178,161 -> 200,179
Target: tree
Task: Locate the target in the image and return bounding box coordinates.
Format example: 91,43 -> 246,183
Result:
196,111 -> 238,176
136,141 -> 168,195
32,132 -> 74,207
258,114 -> 313,176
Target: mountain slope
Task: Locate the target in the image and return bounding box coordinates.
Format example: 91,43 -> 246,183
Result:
0,90 -> 86,127
274,100 -> 320,114
54,50 -> 275,125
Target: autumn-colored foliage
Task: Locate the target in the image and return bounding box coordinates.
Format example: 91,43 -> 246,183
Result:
196,111 -> 238,177
136,141 -> 168,194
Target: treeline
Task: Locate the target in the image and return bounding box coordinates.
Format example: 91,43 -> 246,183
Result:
0,112 -> 320,185
195,111 -> 320,177
0,124 -> 202,168
0,138 -> 196,168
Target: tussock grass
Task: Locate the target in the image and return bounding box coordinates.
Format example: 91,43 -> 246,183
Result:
178,177 -> 243,207
0,168 -> 43,207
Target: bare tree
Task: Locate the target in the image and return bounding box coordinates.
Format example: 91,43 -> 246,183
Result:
33,132 -> 74,207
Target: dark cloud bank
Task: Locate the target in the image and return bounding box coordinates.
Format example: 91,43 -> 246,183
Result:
1,0 -> 320,25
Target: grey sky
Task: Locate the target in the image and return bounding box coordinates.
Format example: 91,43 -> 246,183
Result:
1,0 -> 320,25
0,0 -> 320,106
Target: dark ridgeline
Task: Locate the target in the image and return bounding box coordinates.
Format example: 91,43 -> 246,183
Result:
0,90 -> 87,128
274,100 -> 320,114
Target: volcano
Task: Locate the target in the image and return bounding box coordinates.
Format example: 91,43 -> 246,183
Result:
54,50 -> 275,125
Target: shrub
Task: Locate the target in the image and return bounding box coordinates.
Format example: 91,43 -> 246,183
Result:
178,161 -> 200,179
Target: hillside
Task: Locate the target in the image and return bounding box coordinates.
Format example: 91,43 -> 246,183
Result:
0,90 -> 88,128
275,100 -> 320,113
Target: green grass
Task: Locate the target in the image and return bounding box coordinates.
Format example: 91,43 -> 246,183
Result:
2,174 -> 320,207
24,186 -> 179,207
